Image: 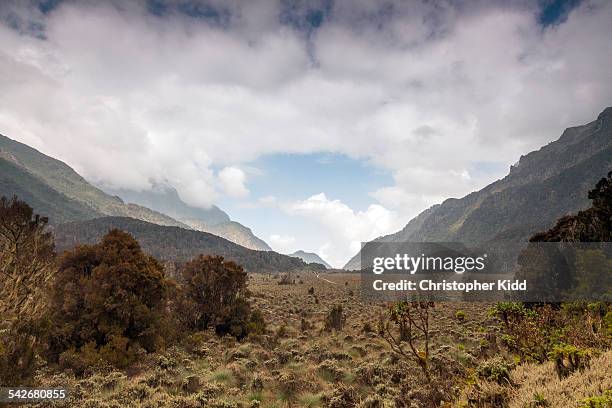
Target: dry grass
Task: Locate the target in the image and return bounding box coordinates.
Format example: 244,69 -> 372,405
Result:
22,272 -> 610,408
508,350 -> 612,408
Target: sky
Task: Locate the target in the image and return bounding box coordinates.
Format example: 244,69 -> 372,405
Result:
1,0 -> 611,267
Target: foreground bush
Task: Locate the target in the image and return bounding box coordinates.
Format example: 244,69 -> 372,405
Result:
46,229 -> 168,370
324,305 -> 345,332
548,343 -> 596,379
214,297 -> 252,340
178,255 -> 248,330
0,196 -> 55,320
178,255 -> 264,340
380,301 -> 434,381
0,196 -> 55,385
0,321 -> 38,386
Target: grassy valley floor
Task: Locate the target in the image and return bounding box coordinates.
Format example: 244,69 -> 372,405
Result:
25,273 -> 611,408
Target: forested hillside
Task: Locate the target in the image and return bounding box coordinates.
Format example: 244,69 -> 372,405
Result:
54,216 -> 310,273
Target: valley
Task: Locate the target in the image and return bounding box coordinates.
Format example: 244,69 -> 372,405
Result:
1,2 -> 612,406
23,272 -> 611,407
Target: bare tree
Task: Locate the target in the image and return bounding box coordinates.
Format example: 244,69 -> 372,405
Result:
380,301 -> 434,381
0,196 -> 55,321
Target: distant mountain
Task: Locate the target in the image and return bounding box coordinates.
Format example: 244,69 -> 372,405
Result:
344,107 -> 612,270
104,186 -> 272,251
0,134 -> 187,228
0,133 -> 272,253
183,219 -> 272,251
290,250 -> 331,269
54,217 -> 307,273
104,186 -> 230,226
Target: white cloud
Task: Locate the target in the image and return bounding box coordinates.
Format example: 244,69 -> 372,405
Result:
284,193 -> 408,267
0,0 -> 611,263
218,166 -> 249,198
269,234 -> 296,253
370,186 -> 444,218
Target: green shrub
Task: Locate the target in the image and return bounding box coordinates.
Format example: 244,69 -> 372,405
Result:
317,359 -> 344,382
476,357 -> 513,385
548,343 -> 596,379
248,309 -> 267,336
277,371 -> 300,399
527,393 -> 549,407
455,310 -> 466,321
579,390 -> 612,408
322,385 -> 357,408
488,302 -> 536,328
604,311 -> 612,338
500,334 -> 516,348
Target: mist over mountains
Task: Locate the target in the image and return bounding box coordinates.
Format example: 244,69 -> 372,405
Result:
104,185 -> 230,226
2,107 -> 611,272
103,186 -> 272,251
344,107 -> 612,270
0,134 -> 184,227
0,133 -> 310,272
0,133 -> 273,252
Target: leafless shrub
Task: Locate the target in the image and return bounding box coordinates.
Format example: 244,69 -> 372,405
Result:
380,301 -> 434,381
278,273 -> 294,285
0,196 -> 55,320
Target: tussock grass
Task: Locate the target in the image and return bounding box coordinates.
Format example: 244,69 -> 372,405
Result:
24,273 -> 610,408
508,350 -> 612,408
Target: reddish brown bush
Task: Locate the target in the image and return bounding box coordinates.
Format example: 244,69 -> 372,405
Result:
178,255 -> 248,331
46,229 -> 167,368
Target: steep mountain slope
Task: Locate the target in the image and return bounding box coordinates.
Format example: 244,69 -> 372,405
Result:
0,134 -> 186,227
0,133 -> 271,252
530,171 -> 612,242
104,187 -> 272,251
290,250 -> 331,269
344,107 -> 612,270
53,217 -> 307,273
0,156 -> 100,224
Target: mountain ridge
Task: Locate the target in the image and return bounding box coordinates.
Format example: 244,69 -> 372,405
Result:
53,216 -> 308,273
183,219 -> 272,251
103,186 -> 230,226
104,186 -> 272,251
290,250 -> 331,269
0,156 -> 100,224
344,107 -> 612,270
0,133 -> 271,250
0,134 -> 187,228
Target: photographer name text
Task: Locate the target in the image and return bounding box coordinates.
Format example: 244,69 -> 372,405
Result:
372,279 -> 527,292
